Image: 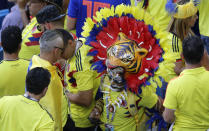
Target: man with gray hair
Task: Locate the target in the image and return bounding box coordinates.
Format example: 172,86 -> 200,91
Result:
27,30 -> 66,131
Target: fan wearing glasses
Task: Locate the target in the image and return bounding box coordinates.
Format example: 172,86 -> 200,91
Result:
27,29 -> 76,131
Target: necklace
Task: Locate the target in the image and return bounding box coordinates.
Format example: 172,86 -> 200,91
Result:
103,85 -> 141,128
3,58 -> 19,61
103,85 -> 128,126
24,93 -> 38,102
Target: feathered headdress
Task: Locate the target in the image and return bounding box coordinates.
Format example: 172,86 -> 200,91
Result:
166,0 -> 199,19
82,5 -> 175,94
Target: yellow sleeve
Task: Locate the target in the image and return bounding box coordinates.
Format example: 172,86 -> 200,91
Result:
73,70 -> 94,91
38,112 -> 55,131
163,80 -> 178,109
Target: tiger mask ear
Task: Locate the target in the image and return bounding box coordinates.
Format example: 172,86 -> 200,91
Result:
137,48 -> 148,59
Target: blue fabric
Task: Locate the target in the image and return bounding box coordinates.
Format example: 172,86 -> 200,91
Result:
0,9 -> 9,29
67,0 -> 130,38
201,35 -> 209,55
0,47 -> 3,62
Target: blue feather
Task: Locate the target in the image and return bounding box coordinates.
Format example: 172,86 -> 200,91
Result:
145,81 -> 151,86
145,108 -> 168,131
159,57 -> 164,62
138,87 -> 142,94
87,50 -> 98,56
165,0 -> 178,14
91,60 -> 106,72
156,76 -> 168,99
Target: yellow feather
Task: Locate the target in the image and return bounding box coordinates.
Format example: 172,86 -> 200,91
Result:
81,5 -> 176,90
174,0 -> 198,18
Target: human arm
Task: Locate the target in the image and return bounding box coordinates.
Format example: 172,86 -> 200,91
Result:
64,88 -> 93,107
163,108 -> 175,123
65,68 -> 96,107
67,17 -> 77,31
17,0 -> 30,26
66,0 -> 78,31
163,80 -> 178,123
88,98 -> 104,124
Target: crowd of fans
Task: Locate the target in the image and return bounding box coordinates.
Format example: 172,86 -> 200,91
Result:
0,0 -> 209,131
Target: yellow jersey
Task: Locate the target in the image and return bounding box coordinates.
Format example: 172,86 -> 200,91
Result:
0,59 -> 29,98
19,18 -> 41,60
29,55 -> 68,131
164,67 -> 209,131
163,33 -> 183,81
66,44 -> 101,128
0,95 -> 54,131
100,76 -> 158,131
198,0 -> 209,36
131,0 -> 171,31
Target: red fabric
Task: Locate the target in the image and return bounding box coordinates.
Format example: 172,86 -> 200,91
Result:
54,63 -> 66,87
32,32 -> 43,38
25,41 -> 39,46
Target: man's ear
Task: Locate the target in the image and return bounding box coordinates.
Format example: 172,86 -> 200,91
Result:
68,40 -> 73,46
45,23 -> 51,30
42,87 -> 48,97
53,47 -> 59,56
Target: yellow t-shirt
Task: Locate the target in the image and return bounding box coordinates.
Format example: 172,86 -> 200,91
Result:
0,95 -> 54,131
66,44 -> 101,128
164,67 -> 209,131
131,0 -> 171,31
198,0 -> 209,36
0,59 -> 29,98
19,18 -> 41,60
100,76 -> 158,131
164,33 -> 183,80
29,55 -> 68,131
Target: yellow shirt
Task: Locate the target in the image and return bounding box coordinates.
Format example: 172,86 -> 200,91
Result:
100,76 -> 158,131
164,67 -> 209,131
0,59 -> 29,98
19,18 -> 41,60
66,44 -> 101,128
0,95 -> 54,131
164,33 -> 183,81
131,0 -> 171,31
29,55 -> 68,131
198,0 -> 209,36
